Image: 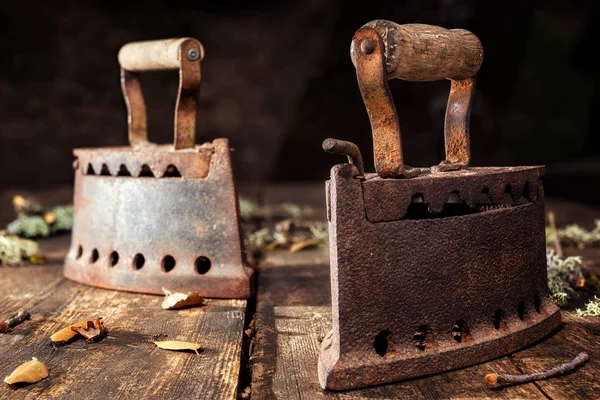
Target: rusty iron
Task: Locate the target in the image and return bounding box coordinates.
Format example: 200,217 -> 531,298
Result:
64,38 -> 254,299
318,20 -> 561,391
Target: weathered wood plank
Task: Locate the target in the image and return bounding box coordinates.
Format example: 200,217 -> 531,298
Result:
1,249 -> 246,399
507,313 -> 600,400
251,251 -> 547,399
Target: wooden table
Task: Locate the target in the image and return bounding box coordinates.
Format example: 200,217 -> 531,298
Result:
1,185 -> 600,399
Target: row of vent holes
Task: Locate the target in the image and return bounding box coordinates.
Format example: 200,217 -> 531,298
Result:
86,163 -> 181,178
374,296 -> 543,356
75,245 -> 211,274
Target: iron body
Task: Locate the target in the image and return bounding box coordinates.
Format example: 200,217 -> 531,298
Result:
318,21 -> 561,390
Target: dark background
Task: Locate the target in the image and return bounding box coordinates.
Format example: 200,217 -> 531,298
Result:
0,0 -> 598,205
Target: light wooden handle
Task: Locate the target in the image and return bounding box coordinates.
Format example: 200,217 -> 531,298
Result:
352,20 -> 483,81
118,38 -> 204,72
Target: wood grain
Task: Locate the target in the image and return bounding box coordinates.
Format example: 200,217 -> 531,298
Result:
251,249 -> 548,399
360,21 -> 483,81
118,38 -> 203,71
0,260 -> 246,400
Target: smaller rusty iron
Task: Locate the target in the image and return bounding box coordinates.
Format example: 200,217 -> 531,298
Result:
64,38 -> 253,299
318,20 -> 560,390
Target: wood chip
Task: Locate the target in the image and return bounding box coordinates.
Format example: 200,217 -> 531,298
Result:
154,340 -> 202,355
72,319 -> 107,342
289,238 -> 321,253
161,288 -> 204,310
4,357 -> 49,385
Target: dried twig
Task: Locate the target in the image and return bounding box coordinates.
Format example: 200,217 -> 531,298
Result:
547,211 -> 563,257
484,352 -> 589,385
0,310 -> 31,332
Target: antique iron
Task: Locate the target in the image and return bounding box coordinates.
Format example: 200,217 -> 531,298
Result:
318,20 -> 561,390
64,38 -> 253,299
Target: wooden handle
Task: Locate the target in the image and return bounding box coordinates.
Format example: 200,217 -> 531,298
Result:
118,38 -> 204,72
352,20 -> 483,81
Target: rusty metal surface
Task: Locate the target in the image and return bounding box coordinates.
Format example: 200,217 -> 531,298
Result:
65,38 -> 253,299
352,28 -> 403,178
362,166 -> 543,222
319,164 -> 560,390
322,138 -> 365,177
319,20 -> 560,390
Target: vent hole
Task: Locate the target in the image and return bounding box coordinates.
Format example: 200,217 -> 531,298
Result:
139,164 -> 155,177
76,245 -> 83,259
90,249 -> 99,264
133,253 -> 145,270
100,164 -> 111,176
109,251 -> 119,267
534,295 -> 541,313
374,329 -> 390,356
86,164 -> 95,175
493,309 -> 503,330
117,164 -> 131,176
413,325 -> 428,351
411,193 -> 424,204
476,188 -> 491,204
523,181 -> 531,201
163,165 -> 181,177
162,255 -> 176,272
452,319 -> 467,343
518,300 -> 525,320
195,256 -> 211,274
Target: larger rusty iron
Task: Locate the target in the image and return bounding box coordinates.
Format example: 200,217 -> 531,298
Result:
64,38 -> 253,299
318,20 -> 561,390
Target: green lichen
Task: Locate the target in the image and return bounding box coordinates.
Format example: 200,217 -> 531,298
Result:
0,233 -> 39,266
7,215 -> 50,238
576,296 -> 600,317
547,220 -> 600,249
238,197 -> 256,221
49,205 -> 74,233
546,249 -> 583,305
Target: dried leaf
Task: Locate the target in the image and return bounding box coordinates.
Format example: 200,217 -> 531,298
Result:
264,240 -> 284,252
154,340 -> 201,355
289,238 -> 321,253
72,319 -> 106,341
50,320 -> 102,343
50,325 -> 80,343
4,357 -> 49,385
161,288 -> 204,310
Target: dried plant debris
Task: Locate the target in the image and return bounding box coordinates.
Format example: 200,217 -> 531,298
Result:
50,319 -> 106,343
546,219 -> 600,249
245,221 -> 329,254
6,195 -> 73,238
154,340 -> 202,355
485,352 -> 588,385
12,195 -> 42,216
4,357 -> 49,385
546,250 -> 584,306
0,233 -> 40,266
0,310 -> 31,333
576,296 -> 600,317
72,320 -> 107,341
289,239 -> 321,253
161,288 -> 204,310
238,197 -> 256,221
